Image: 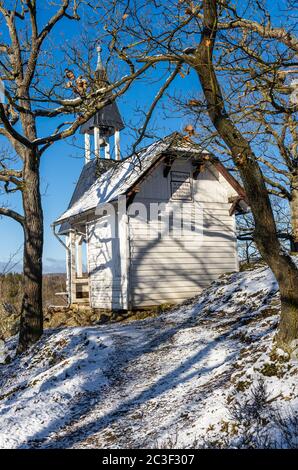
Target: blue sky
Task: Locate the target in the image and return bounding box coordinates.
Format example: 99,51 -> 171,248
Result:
0,77 -> 196,272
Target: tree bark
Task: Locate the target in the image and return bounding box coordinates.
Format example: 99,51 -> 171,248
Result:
290,175 -> 298,252
196,0 -> 298,348
17,148 -> 43,354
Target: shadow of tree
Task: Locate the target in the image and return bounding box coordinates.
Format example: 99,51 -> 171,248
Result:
20,303 -> 275,449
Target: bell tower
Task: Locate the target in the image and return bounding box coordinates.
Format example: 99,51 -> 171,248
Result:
80,45 -> 125,165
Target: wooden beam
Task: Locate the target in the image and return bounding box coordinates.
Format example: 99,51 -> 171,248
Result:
65,233 -> 71,303
213,160 -> 247,201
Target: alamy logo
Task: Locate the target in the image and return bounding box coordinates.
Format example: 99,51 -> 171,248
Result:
95,195 -> 204,245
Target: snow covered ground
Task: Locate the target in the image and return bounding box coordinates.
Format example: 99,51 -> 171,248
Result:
0,265 -> 297,449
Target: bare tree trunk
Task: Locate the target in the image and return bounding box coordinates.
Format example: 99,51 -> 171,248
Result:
290,176 -> 298,252
17,149 -> 43,354
197,0 -> 298,348
245,242 -> 250,265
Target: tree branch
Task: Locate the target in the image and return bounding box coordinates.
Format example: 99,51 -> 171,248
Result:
0,207 -> 24,226
132,64 -> 182,153
35,62 -> 152,148
0,104 -> 33,148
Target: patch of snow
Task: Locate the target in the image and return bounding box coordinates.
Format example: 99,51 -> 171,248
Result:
0,264 -> 297,449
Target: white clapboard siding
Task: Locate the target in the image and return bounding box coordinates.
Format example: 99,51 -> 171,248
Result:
131,279 -> 219,290
87,214 -> 124,309
130,244 -> 235,252
131,266 -> 236,276
130,255 -> 235,264
131,238 -> 236,247
127,158 -> 238,308
129,218 -> 235,234
131,291 -> 206,306
83,156 -> 239,310
130,246 -> 236,255
130,267 -> 236,277
132,280 -> 215,292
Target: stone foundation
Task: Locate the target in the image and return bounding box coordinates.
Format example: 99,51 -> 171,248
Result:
45,303 -> 171,328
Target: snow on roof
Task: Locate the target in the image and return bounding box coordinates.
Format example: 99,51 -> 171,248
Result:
1,263 -> 297,448
58,159 -> 102,232
55,133 -> 204,224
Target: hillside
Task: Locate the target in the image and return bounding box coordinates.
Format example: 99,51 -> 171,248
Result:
0,265 -> 297,449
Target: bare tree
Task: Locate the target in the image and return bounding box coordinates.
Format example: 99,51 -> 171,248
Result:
207,28 -> 298,251
191,0 -> 298,347
155,1 -> 298,252
0,0 -> 154,353
176,72 -> 298,252
238,198 -> 292,264
96,0 -> 298,348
